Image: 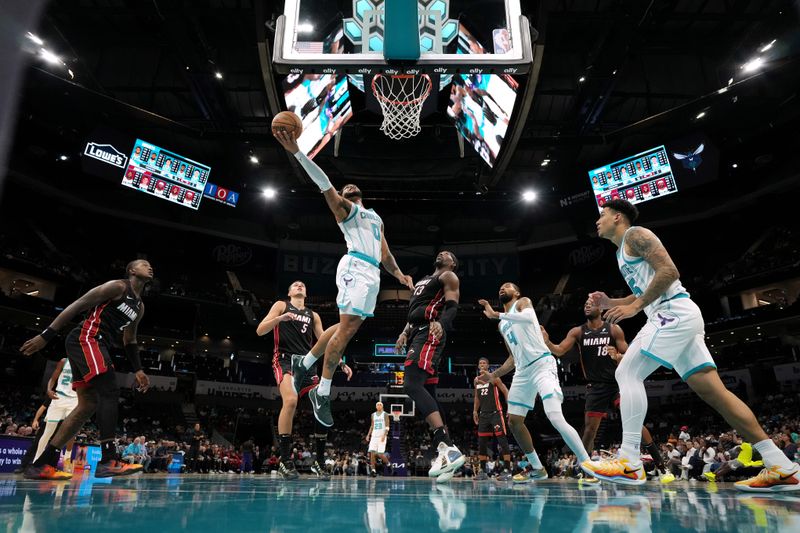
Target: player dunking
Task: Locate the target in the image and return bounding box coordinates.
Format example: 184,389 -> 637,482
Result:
395,251 -> 465,481
273,130 -> 414,428
256,280 -> 352,480
21,259 -> 152,480
365,401 -> 391,477
473,357 -> 511,480
581,199 -> 799,491
541,302 -> 673,482
477,283 -> 594,484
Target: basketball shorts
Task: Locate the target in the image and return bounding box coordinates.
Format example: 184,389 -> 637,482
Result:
368,430 -> 388,454
45,396 -> 79,422
631,295 -> 717,381
584,382 -> 620,419
477,411 -> 507,437
272,353 -> 318,397
507,355 -> 562,417
336,254 -> 380,319
404,325 -> 447,375
65,328 -> 114,389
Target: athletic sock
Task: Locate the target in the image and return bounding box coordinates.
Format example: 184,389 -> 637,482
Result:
315,434 -> 327,462
432,426 -> 453,448
619,432 -> 642,464
317,377 -> 332,396
302,353 -> 317,370
100,440 -> 117,463
32,445 -> 60,468
525,451 -> 543,470
279,434 -> 293,463
753,439 -> 794,470
645,441 -> 665,473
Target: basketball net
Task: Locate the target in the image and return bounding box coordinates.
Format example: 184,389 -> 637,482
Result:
371,74 -> 433,140
391,410 -> 402,423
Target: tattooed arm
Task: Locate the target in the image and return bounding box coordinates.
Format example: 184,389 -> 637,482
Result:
604,227 -> 680,323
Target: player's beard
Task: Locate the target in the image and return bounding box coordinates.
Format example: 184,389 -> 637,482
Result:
499,293 -> 512,304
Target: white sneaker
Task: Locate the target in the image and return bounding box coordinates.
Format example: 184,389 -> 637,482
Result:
428,442 -> 465,478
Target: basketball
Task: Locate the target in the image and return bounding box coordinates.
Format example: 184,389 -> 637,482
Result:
272,111 -> 303,137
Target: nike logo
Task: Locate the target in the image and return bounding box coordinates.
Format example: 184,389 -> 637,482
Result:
779,471 -> 799,481
419,325 -> 429,331
312,395 -> 323,410
623,468 -> 641,475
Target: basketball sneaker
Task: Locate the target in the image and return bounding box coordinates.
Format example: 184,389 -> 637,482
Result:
580,457 -> 646,486
308,387 -> 333,428
278,460 -> 299,480
23,464 -> 72,481
428,442 -> 465,478
95,460 -> 143,478
735,465 -> 800,492
512,467 -> 548,484
310,461 -> 330,480
496,470 -> 512,482
290,354 -> 308,395
659,472 -> 676,484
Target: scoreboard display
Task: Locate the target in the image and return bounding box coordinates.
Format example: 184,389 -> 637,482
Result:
588,145 -> 678,211
121,139 -> 210,210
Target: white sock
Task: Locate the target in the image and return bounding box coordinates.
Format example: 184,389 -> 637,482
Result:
619,432 -> 642,464
302,353 -> 317,370
753,439 -> 794,470
525,451 -> 543,470
317,377 -> 332,396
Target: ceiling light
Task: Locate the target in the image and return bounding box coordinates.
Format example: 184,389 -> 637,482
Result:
40,48 -> 63,65
741,57 -> 764,73
727,77 -> 734,86
27,32 -> 44,45
731,163 -> 738,168
578,76 -> 586,83
540,159 -> 550,167
522,190 -> 537,202
249,155 -> 259,164
215,71 -> 223,79
262,187 -> 277,199
760,39 -> 776,53
695,111 -> 706,119
297,22 -> 314,33
58,155 -> 68,161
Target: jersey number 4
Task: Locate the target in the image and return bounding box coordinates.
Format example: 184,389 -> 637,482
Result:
505,330 -> 519,346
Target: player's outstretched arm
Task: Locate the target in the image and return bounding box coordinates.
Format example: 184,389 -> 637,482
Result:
496,296 -> 535,322
273,129 -> 351,221
542,326 -> 580,357
20,280 -> 127,356
380,228 -> 414,290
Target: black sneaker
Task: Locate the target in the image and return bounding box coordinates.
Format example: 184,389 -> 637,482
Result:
278,461 -> 299,480
290,354 -> 308,395
311,461 -> 331,480
370,469 -> 377,478
308,387 -> 334,427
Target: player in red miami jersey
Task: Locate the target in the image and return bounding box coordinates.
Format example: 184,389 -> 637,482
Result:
21,259 -> 153,480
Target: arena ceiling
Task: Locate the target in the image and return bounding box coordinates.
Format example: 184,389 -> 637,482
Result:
7,0 -> 800,246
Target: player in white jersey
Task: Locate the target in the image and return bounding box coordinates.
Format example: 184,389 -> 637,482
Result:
365,402 -> 391,477
273,129 -> 414,429
477,283 -> 594,484
581,199 -> 799,492
33,359 -> 78,467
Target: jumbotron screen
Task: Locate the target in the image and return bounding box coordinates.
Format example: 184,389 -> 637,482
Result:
121,139 -> 209,210
588,145 -> 678,211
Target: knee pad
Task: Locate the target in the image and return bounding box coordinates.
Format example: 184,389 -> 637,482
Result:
478,435 -> 489,456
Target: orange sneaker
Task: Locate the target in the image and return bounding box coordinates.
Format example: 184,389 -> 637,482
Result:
580,457 -> 646,486
23,464 -> 73,481
735,465 -> 800,493
95,460 -> 144,478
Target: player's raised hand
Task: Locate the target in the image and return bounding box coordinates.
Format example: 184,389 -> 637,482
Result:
398,273 -> 414,291
588,291 -> 611,309
20,335 -> 47,356
476,369 -> 493,384
273,128 -> 300,154
477,299 -> 500,320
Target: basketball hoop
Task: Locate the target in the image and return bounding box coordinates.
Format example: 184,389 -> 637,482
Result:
371,74 -> 432,140
391,410 -> 402,423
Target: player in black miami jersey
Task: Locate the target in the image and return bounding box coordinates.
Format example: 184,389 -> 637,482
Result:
20,259 -> 153,480
473,357 -> 510,480
257,280 -> 352,480
395,251 -> 465,482
541,300 -> 673,482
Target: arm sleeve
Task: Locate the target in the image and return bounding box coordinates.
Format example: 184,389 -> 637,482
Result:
294,151 -> 333,192
498,307 -> 535,323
